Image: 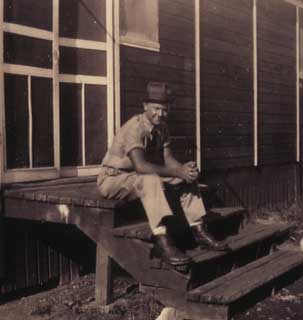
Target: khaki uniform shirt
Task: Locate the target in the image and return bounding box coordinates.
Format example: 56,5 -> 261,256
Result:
101,113 -> 170,170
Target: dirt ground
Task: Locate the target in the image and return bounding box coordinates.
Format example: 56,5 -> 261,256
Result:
1,209 -> 303,320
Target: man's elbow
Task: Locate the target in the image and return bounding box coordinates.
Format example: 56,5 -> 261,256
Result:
133,161 -> 147,174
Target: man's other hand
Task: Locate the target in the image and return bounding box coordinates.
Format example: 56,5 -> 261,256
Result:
180,162 -> 199,183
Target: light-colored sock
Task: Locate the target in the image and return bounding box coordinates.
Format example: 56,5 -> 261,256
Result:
189,219 -> 203,227
152,225 -> 167,236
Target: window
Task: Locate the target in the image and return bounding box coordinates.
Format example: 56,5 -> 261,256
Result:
1,0 -> 114,182
120,0 -> 159,51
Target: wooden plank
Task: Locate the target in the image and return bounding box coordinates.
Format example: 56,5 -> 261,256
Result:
95,243 -> 113,305
14,225 -> 27,289
188,250 -> 303,304
95,207 -> 114,305
37,239 -> 49,284
25,231 -> 38,287
59,253 -> 70,285
4,183 -> 125,209
99,228 -> 189,291
209,207 -> 245,219
190,223 -> 292,263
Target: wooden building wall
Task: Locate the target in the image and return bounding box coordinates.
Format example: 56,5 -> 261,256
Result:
200,0 -> 254,170
120,0 -> 196,161
200,0 -> 300,212
258,0 -> 297,165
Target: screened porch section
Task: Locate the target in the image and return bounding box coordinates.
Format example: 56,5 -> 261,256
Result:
1,0 -> 114,183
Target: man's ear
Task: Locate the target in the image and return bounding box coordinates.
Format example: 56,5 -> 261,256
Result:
143,103 -> 148,111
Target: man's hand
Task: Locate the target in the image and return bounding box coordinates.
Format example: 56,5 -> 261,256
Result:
178,162 -> 199,183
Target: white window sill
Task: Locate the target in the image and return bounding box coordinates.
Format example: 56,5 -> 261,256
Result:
120,35 -> 160,52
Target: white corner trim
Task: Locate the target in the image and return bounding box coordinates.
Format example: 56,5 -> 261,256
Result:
114,0 -> 121,131
106,0 -> 115,146
28,76 -> 33,168
296,7 -> 300,161
81,83 -> 86,166
195,0 -> 201,171
53,0 -> 60,175
253,0 -> 258,166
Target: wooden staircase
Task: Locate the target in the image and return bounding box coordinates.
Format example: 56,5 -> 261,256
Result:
3,180 -> 303,319
98,207 -> 303,320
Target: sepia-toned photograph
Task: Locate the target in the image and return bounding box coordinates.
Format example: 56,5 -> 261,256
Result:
0,0 -> 303,319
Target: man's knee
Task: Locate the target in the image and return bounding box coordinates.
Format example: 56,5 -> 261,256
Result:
134,174 -> 163,194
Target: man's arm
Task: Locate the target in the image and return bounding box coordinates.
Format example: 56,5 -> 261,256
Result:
128,147 -> 198,183
164,147 -> 199,182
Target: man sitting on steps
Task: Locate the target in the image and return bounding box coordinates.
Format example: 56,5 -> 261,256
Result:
97,82 -> 229,267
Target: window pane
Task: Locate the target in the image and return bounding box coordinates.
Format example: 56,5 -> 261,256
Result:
4,33 -> 52,69
120,0 -> 159,47
59,0 -> 106,42
85,84 -> 107,165
4,0 -> 52,31
60,83 -> 82,166
59,46 -> 106,76
32,77 -> 54,168
5,74 -> 29,169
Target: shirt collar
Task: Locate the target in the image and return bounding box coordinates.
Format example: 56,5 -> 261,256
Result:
141,112 -> 154,133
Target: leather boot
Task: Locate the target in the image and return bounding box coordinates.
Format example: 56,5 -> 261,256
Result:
153,234 -> 191,266
191,222 -> 231,251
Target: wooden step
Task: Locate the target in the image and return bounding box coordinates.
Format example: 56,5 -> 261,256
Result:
111,221 -> 293,280
187,250 -> 303,305
112,206 -> 246,242
189,222 -> 293,264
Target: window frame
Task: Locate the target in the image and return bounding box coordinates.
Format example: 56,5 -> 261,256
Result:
0,0 -> 115,183
119,0 -> 160,52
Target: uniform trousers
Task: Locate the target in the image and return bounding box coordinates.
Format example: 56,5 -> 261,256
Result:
97,166 -> 206,230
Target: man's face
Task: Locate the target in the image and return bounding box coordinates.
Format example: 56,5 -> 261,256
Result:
144,102 -> 169,126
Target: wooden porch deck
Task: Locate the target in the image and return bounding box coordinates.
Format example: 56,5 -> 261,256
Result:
2,178 -> 302,319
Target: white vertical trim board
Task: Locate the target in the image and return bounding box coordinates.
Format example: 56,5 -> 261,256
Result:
253,0 -> 258,166
106,0 -> 115,146
113,0 -> 121,131
82,83 -> 86,166
0,0 -> 5,182
53,0 -> 60,175
195,0 -> 201,171
28,76 -> 33,168
296,6 -> 300,161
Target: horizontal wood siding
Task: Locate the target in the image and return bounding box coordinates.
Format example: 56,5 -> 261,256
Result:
200,0 -> 254,170
204,164 -> 299,215
120,0 -> 196,161
258,0 -> 297,165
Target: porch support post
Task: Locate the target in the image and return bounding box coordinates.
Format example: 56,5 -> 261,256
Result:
95,243 -> 114,305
